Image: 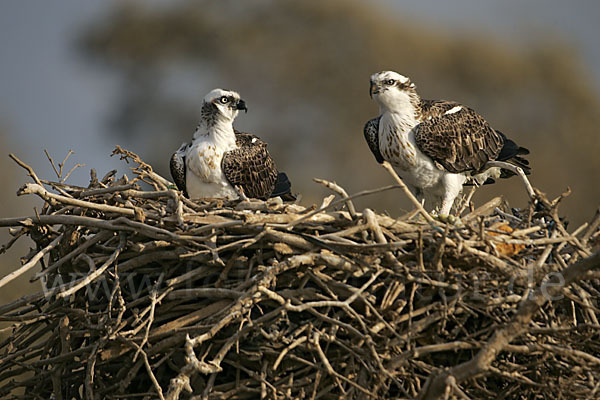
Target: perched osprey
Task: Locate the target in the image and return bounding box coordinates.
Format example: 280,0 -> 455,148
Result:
365,71 -> 530,215
170,89 -> 293,200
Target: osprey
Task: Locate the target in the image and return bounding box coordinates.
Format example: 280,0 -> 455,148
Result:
365,71 -> 530,215
170,88 -> 293,200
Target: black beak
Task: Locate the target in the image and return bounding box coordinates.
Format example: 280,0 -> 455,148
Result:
236,99 -> 248,113
369,81 -> 378,98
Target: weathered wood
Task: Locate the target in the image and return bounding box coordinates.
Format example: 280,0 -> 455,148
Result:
0,147 -> 598,400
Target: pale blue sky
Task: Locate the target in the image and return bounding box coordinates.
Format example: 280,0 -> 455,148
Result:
0,1 -> 117,190
389,0 -> 600,84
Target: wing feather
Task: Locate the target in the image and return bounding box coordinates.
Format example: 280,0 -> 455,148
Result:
170,143 -> 188,197
363,117 -> 384,163
221,131 -> 278,199
414,104 -> 503,173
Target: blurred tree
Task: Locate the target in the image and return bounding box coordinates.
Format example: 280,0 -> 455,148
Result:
79,0 -> 599,224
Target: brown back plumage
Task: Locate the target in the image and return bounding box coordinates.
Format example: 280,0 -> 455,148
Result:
414,100 -> 504,173
221,131 -> 278,199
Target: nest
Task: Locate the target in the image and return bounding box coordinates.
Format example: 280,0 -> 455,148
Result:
0,147 -> 599,400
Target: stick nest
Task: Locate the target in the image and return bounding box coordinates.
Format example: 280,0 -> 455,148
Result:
0,147 -> 599,400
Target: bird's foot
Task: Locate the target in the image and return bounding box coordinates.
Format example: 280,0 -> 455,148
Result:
433,213 -> 463,226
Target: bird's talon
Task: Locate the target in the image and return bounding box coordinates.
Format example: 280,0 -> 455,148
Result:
437,214 -> 450,223
434,214 -> 463,226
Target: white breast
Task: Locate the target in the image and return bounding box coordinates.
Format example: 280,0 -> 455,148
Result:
379,113 -> 446,190
379,113 -> 424,171
185,137 -> 238,199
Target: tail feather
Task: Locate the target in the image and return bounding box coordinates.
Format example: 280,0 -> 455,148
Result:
495,130 -> 531,177
271,172 -> 295,201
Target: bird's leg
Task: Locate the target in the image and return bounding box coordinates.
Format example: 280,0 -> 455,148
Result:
435,177 -> 464,224
438,198 -> 454,218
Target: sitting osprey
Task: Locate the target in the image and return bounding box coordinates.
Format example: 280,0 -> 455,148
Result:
364,71 -> 530,215
170,88 -> 293,200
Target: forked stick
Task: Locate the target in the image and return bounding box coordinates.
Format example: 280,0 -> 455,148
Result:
9,153 -> 43,186
313,178 -> 357,219
419,250 -> 600,400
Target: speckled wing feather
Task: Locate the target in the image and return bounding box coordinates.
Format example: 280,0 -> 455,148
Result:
363,117 -> 384,163
418,99 -> 462,119
221,131 -> 278,199
170,143 -> 188,197
414,101 -> 504,173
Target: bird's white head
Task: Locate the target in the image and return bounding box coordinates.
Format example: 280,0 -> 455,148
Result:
201,88 -> 248,126
369,71 -> 419,113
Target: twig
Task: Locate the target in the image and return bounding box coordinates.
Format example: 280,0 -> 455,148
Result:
311,330 -> 375,397
9,153 -> 43,186
57,234 -> 127,298
456,186 -> 476,216
419,250 -> 600,400
381,161 -> 435,223
0,214 -> 178,241
44,149 -> 61,179
313,178 -> 357,219
133,281 -> 160,362
18,183 -> 143,219
59,150 -> 75,177
33,230 -> 114,281
62,162 -> 85,183
1,147 -> 598,400
0,233 -> 64,289
283,184 -> 402,228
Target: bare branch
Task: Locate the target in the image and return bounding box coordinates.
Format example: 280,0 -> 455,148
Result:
419,250 -> 600,400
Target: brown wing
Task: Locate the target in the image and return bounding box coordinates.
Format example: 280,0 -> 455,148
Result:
418,99 -> 462,119
363,117 -> 384,163
169,143 -> 188,197
221,131 -> 278,199
414,104 -> 504,173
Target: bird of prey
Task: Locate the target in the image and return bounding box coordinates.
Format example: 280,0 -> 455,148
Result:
170,88 -> 293,200
365,71 -> 530,216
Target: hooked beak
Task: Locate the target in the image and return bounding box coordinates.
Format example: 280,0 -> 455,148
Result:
369,81 -> 380,98
236,99 -> 248,113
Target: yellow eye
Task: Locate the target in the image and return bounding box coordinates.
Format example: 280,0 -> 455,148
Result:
220,96 -> 229,104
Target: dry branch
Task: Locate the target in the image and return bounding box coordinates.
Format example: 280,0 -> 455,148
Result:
0,147 -> 598,400
419,250 -> 600,400
0,233 -> 64,289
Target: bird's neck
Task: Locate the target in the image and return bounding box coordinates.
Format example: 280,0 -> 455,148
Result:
380,103 -> 420,134
193,118 -> 237,149
378,91 -> 421,128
